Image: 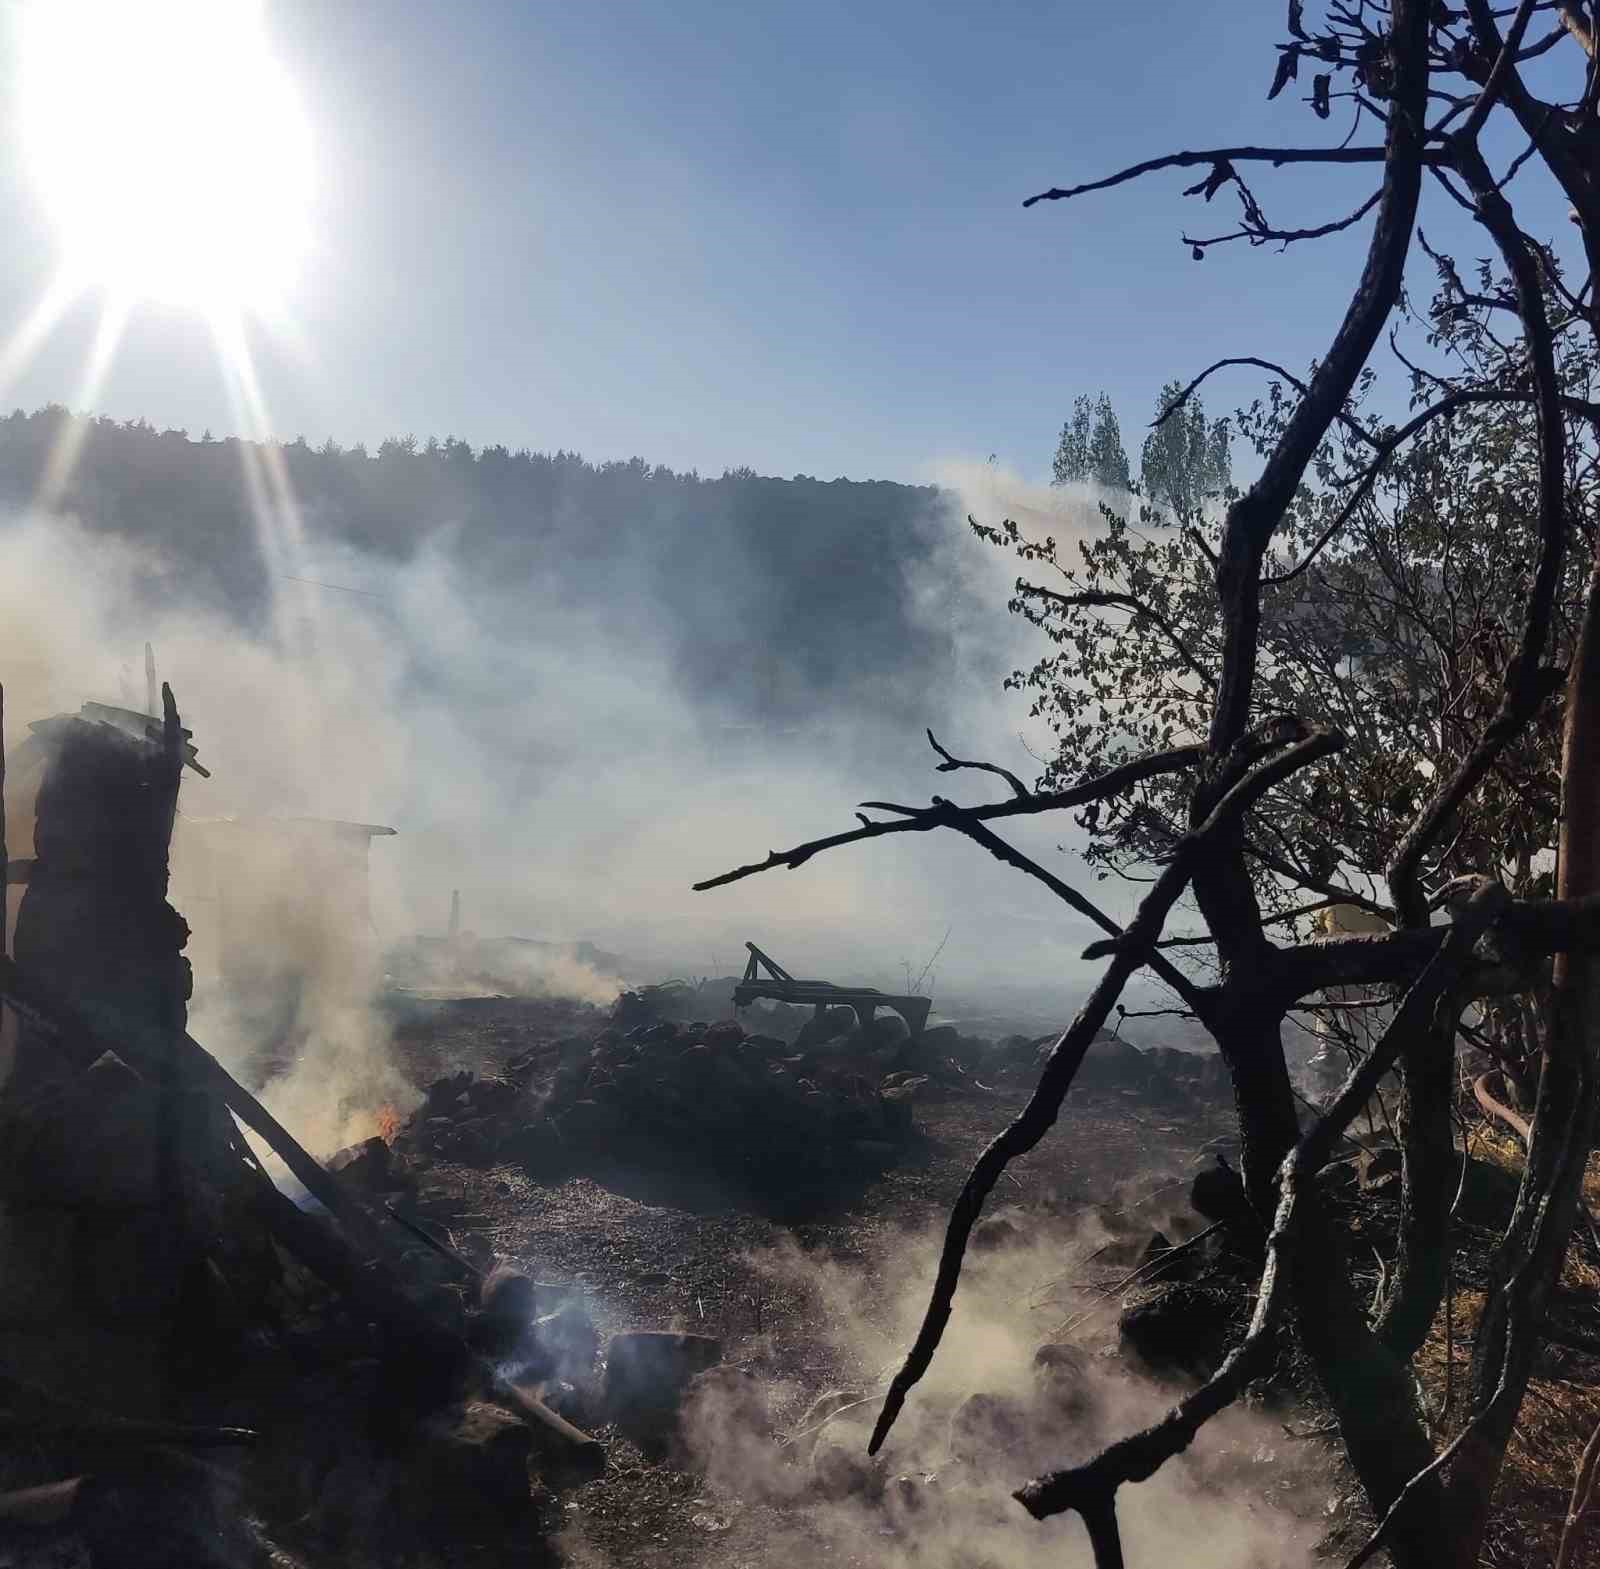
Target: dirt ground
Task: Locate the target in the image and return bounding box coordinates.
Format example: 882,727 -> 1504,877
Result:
379,996 -> 1300,1568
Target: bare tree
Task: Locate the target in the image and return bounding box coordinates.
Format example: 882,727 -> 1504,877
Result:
700,4 -> 1600,1565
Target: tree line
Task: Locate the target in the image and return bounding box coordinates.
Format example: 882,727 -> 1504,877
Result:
0,406 -> 959,734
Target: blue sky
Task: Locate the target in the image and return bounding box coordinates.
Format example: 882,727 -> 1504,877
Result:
0,1 -> 1580,485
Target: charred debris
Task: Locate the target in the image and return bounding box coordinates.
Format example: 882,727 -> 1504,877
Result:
0,683 -> 1264,1568
0,687 -> 608,1566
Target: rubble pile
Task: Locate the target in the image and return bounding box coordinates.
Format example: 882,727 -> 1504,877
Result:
391,1011 -> 935,1185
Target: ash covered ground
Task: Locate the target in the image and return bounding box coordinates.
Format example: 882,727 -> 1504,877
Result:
345,989 -> 1337,1569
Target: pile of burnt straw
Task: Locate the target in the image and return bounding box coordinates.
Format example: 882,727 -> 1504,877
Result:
388,1011 -> 944,1182
383,1005 -> 1231,1189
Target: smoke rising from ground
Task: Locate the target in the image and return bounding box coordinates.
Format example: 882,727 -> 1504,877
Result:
613,1211 -> 1322,1569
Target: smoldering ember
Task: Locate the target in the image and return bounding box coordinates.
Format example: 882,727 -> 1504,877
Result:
7,6 -> 1600,1569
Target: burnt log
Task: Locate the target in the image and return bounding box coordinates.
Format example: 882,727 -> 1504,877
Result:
493,1379 -> 606,1476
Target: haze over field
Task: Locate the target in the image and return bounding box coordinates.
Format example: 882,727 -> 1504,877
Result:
0,409 -> 1137,1017
0,1 -> 1552,1019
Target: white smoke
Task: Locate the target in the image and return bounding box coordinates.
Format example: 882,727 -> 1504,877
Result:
0,484 -> 1116,1152
594,1216 -> 1324,1569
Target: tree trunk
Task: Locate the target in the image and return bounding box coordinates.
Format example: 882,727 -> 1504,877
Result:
1206,881 -> 1457,1564
1375,1001 -> 1460,1359
1208,998 -> 1301,1215
1290,1197 -> 1453,1568
1192,841 -> 1297,1213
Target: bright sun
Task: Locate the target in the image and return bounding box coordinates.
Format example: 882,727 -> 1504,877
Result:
20,0 -> 314,313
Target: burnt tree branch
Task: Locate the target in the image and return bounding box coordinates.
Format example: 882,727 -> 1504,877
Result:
924,728 -> 1031,798
1182,186 -> 1383,254
936,809 -> 1215,1018
1151,356 -> 1377,447
1267,389 -> 1600,587
1459,0 -> 1543,142
1022,143 -> 1446,210
1369,120 -> 1568,1363
1443,532 -> 1600,1552
865,724 -> 1342,1457
693,741 -> 1208,890
1205,1 -> 1432,757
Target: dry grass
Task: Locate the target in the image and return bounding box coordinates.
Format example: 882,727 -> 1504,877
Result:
1403,1129 -> 1600,1568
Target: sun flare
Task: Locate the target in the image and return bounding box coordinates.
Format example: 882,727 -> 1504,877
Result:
20,0 -> 314,314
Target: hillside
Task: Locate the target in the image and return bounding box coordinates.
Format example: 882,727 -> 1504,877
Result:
0,406 -> 967,732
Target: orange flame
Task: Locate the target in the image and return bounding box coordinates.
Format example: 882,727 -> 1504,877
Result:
375,1103 -> 402,1145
